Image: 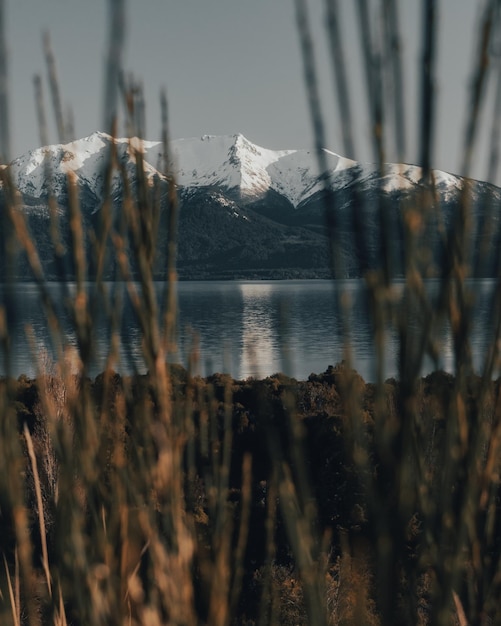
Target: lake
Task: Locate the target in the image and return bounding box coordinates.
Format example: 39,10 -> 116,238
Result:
0,279 -> 498,381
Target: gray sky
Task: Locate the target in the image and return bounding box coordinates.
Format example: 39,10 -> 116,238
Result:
6,0 -> 499,182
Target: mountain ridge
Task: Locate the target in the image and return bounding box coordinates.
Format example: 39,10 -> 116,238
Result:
2,132 -> 500,280
5,131 -> 484,209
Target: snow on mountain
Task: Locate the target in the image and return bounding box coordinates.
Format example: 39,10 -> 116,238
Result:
266,148 -> 356,206
378,162 -> 465,196
6,132 -> 359,210
4,131 -> 484,218
9,131 -> 110,198
153,132 -> 356,206
9,132 -> 161,207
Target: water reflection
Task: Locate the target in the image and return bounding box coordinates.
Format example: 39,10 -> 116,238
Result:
0,279 -> 499,381
239,283 -> 276,378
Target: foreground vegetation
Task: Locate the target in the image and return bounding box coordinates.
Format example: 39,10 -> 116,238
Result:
0,363 -> 500,625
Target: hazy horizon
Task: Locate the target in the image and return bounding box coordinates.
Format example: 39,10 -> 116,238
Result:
5,1 -> 497,183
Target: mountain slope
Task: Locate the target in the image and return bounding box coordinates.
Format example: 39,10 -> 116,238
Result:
2,132 -> 501,280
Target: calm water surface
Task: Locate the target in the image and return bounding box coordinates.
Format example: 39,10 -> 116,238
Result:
0,279 -> 498,381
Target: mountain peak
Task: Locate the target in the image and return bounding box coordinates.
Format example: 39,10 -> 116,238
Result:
6,132 -> 362,209
80,130 -> 113,143
233,132 -> 251,145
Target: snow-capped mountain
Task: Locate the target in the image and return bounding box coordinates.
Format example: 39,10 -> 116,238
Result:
9,132 -> 163,213
6,130 -> 476,212
167,133 -> 357,207
7,131 -> 357,210
3,131 -> 501,280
